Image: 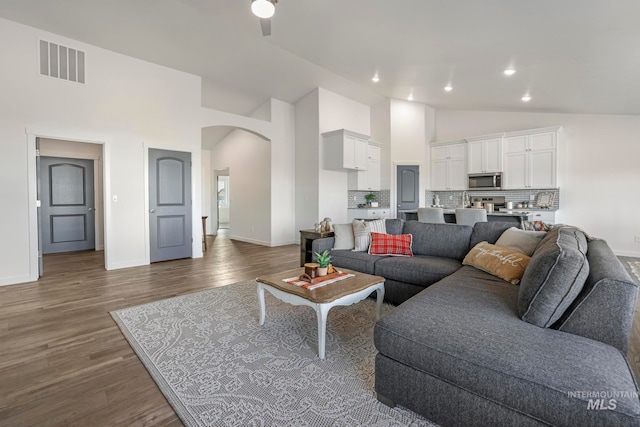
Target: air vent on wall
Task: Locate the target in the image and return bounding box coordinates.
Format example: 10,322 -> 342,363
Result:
39,40 -> 85,84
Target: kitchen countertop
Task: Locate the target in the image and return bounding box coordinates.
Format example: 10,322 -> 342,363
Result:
349,206 -> 390,209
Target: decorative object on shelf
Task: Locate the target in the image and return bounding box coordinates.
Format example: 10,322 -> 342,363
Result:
433,194 -> 440,207
323,217 -> 332,232
314,223 -> 322,232
535,191 -> 555,209
304,262 -> 319,279
364,193 -> 376,206
314,250 -> 332,276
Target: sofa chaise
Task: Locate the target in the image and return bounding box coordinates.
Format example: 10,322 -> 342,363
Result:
312,219 -> 640,426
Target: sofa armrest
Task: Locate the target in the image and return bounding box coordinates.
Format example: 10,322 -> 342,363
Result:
311,237 -> 335,261
553,239 -> 639,353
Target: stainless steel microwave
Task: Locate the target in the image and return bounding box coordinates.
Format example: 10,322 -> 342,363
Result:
468,172 -> 502,190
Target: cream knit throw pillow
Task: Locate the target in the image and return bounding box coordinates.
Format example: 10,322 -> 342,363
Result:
352,219 -> 386,252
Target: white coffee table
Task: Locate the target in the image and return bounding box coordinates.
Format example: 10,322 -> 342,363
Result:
256,268 -> 385,360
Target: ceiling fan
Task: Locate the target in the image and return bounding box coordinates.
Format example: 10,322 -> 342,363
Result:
251,0 -> 278,36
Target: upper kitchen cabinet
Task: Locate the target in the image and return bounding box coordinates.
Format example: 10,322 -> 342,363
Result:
322,129 -> 369,171
503,127 -> 561,189
348,143 -> 381,191
467,135 -> 503,173
431,141 -> 467,190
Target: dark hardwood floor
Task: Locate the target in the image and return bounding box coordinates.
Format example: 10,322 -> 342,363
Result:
1,237 -> 639,426
0,234 -> 299,426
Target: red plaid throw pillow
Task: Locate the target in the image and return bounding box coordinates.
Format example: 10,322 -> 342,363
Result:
368,232 -> 413,256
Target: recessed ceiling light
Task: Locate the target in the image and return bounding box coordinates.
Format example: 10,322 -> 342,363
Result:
251,0 -> 275,19
407,92 -> 414,101
504,68 -> 516,76
521,94 -> 532,102
372,74 -> 380,83
444,85 -> 453,92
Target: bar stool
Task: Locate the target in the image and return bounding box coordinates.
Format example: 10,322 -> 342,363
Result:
455,208 -> 487,226
417,207 -> 445,223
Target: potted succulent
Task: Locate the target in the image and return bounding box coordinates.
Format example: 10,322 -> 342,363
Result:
364,193 -> 376,206
314,250 -> 332,276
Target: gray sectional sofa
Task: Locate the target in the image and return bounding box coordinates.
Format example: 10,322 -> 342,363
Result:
312,219 -> 640,426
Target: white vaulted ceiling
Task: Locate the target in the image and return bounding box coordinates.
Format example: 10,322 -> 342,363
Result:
1,0 -> 639,116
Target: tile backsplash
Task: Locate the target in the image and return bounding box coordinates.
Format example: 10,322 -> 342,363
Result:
425,189 -> 560,210
348,190 -> 390,208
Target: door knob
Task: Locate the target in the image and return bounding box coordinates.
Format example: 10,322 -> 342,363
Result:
87,208 -> 94,212
150,209 -> 156,213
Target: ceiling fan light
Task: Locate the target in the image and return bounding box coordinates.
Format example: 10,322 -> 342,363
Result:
251,0 -> 275,19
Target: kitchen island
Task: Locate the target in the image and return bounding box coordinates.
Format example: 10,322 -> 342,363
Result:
400,209 -> 532,225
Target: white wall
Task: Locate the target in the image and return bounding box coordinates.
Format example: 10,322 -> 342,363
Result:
210,128 -> 271,245
318,88 -> 371,223
371,99 -> 391,190
269,99 -> 296,246
294,89 -> 320,235
435,110 -> 640,256
201,149 -> 212,231
370,99 -> 434,217
207,98 -> 296,246
0,17 -> 203,285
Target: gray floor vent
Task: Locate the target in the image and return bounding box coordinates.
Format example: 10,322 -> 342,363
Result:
39,40 -> 85,84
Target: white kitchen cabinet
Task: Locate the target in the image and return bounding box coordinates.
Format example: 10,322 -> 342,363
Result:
347,208 -> 389,222
467,136 -> 503,173
503,129 -> 558,189
322,129 -> 369,171
431,142 -> 467,190
528,210 -> 556,224
348,144 -> 381,191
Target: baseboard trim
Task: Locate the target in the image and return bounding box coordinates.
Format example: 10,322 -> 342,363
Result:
106,259 -> 147,270
615,250 -> 640,258
0,274 -> 34,287
228,235 -> 272,247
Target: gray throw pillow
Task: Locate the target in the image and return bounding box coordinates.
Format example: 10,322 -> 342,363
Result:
495,227 -> 546,256
333,223 -> 354,250
518,226 -> 590,328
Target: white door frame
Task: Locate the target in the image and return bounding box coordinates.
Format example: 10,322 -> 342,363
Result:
26,130 -> 110,280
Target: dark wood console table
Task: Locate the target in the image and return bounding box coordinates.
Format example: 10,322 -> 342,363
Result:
299,229 -> 334,267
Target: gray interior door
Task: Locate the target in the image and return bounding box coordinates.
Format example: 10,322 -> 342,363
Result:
40,156 -> 95,254
397,165 -> 419,211
149,148 -> 192,263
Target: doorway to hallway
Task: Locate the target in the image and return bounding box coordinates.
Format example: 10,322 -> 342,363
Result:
217,171 -> 230,231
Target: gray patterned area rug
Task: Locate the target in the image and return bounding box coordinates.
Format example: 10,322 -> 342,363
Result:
628,261 -> 640,284
111,280 -> 434,427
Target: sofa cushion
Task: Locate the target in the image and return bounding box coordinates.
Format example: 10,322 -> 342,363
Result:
332,223 -> 354,250
463,242 -> 530,285
495,227 -> 546,256
374,267 -> 640,425
384,218 -> 404,235
518,226 -> 590,328
553,238 -> 639,353
469,221 -> 516,249
374,255 -> 462,287
369,232 -> 413,257
403,221 -> 472,260
328,249 -> 382,275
